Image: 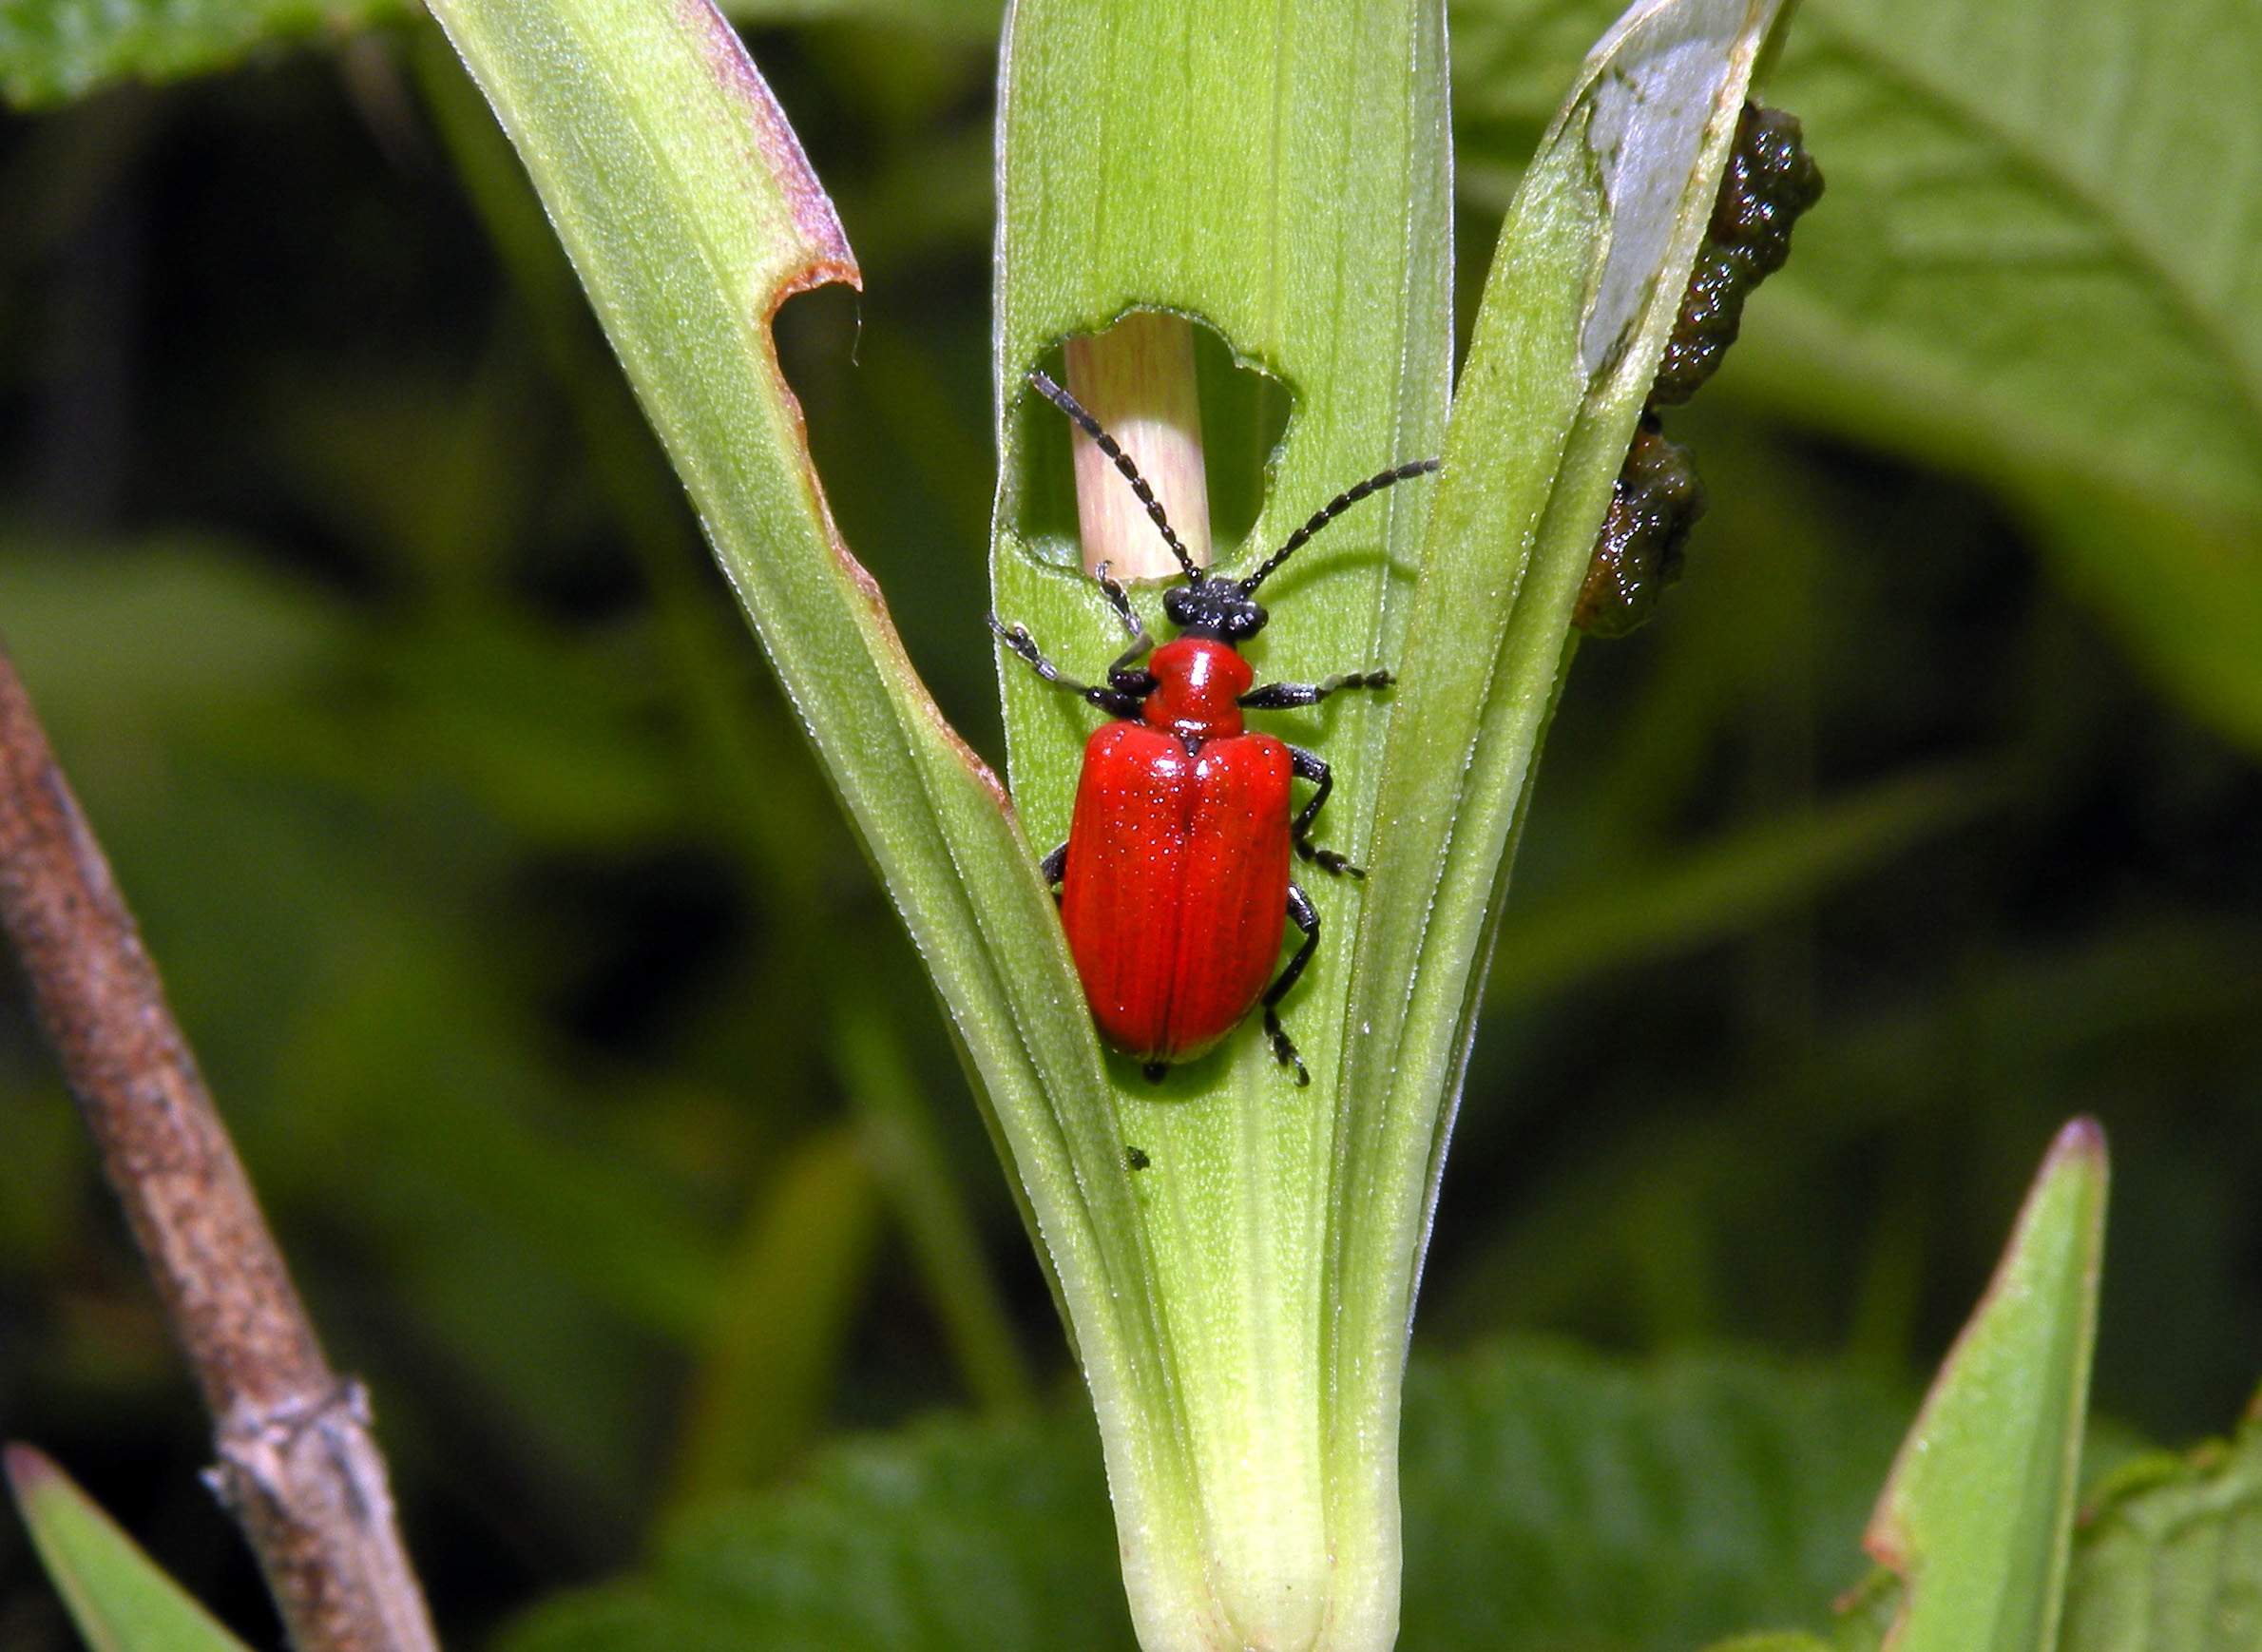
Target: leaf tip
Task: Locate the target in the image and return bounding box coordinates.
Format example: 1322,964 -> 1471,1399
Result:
5,1442 -> 55,1503
1863,1116 -> 2109,1595
675,0 -> 862,302
2045,1114 -> 2108,1172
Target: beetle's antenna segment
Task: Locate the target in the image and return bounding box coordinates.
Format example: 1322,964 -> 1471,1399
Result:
1240,458 -> 1441,594
1028,369 -> 1204,584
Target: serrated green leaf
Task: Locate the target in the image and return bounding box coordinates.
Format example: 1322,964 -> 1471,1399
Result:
2060,1412 -> 2262,1650
1449,0 -> 2262,752
6,1446 -> 255,1652
495,1339 -> 1909,1652
1864,1118 -> 2108,1652
1754,0 -> 2262,534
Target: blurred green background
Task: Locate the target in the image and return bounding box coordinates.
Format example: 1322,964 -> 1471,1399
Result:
2,2 -> 2259,1647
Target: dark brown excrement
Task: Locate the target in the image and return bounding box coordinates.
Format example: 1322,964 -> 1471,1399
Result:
1574,102 -> 1823,640
1574,413 -> 1706,637
1008,312 -> 1291,574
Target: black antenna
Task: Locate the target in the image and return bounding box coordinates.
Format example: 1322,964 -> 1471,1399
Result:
1238,458 -> 1441,594
1027,370 -> 1204,584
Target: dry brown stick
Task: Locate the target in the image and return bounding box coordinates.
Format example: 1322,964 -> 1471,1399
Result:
0,642 -> 440,1652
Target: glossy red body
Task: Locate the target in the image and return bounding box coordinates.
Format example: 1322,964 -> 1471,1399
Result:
1058,638 -> 1294,1064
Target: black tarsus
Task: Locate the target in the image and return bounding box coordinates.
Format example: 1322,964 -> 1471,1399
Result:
1091,563 -> 1160,683
1040,841 -> 1068,884
1286,745 -> 1363,877
1093,562 -> 1143,639
1261,884 -> 1320,1085
1239,669 -> 1393,711
989,614 -> 1152,720
1142,1061 -> 1169,1084
1240,459 -> 1442,594
1027,370 -> 1204,583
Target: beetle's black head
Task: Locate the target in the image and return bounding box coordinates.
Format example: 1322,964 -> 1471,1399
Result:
1162,576 -> 1268,643
1025,366 -> 1440,639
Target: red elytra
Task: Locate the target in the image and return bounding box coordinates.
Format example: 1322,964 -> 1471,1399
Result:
994,371 -> 1438,1084
1059,640 -> 1292,1066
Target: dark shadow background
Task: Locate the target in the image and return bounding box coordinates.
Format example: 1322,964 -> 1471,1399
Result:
1,14 -> 2257,1648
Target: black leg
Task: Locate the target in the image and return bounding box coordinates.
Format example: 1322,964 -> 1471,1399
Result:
1286,746 -> 1363,877
1091,564 -> 1160,693
1142,1061 -> 1169,1085
1039,841 -> 1068,884
1261,884 -> 1319,1086
989,615 -> 1148,719
1239,668 -> 1393,711
1093,563 -> 1142,640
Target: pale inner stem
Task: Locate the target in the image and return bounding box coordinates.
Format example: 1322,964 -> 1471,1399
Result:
1064,313 -> 1212,583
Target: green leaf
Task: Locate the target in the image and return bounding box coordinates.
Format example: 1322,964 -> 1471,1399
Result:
988,0 -> 1453,1637
0,0 -> 410,107
1705,1394 -> 2262,1652
2060,1410 -> 2262,1650
6,1446 -> 255,1652
1754,0 -> 2262,752
495,1339 -> 1910,1652
1449,0 -> 2262,752
421,0 -> 1173,1640
435,0 -> 1815,1642
1332,0 -> 1794,1636
1863,1118 -> 2108,1652
1751,0 -> 2262,535
1396,1343 -> 1907,1650
0,0 -> 1000,109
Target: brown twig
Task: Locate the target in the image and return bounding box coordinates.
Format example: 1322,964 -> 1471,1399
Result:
0,643 -> 439,1652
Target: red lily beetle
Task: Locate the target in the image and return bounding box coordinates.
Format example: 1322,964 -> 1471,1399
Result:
992,370 -> 1438,1084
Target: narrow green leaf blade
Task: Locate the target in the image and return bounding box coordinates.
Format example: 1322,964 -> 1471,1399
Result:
989,0 -> 1451,1642
1704,1394 -> 2262,1652
6,1446 -> 255,1652
423,11 -> 1172,1633
1865,1118 -> 2108,1652
1332,0 -> 1792,1621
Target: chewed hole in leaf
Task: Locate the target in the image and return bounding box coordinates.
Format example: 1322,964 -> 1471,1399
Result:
1006,310 -> 1289,576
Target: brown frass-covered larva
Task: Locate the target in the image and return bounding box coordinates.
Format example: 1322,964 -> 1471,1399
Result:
1651,103 -> 1825,407
1574,414 -> 1708,638
1575,102 -> 1822,638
